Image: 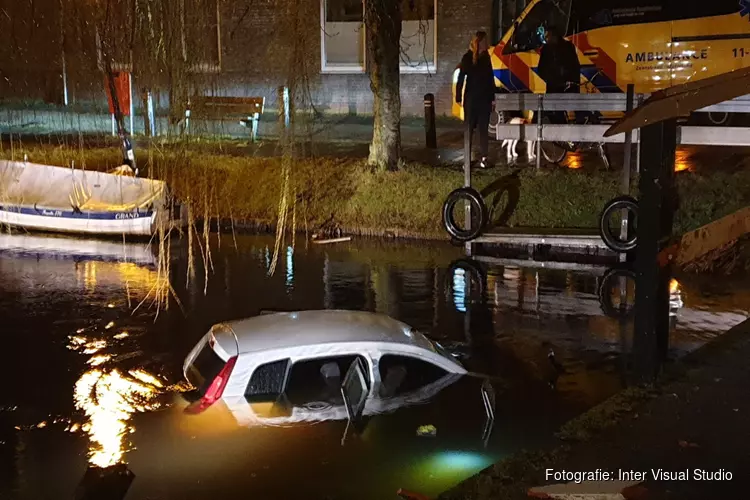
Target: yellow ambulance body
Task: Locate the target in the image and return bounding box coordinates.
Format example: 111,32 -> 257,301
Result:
453,0 -> 750,123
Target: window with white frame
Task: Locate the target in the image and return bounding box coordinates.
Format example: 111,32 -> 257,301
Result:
321,0 -> 366,72
320,0 -> 437,73
399,0 -> 436,72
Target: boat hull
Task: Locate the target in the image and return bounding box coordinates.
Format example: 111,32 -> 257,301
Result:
0,206 -> 157,236
0,159 -> 185,237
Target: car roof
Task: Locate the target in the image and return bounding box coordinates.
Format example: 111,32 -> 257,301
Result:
218,310 -> 435,355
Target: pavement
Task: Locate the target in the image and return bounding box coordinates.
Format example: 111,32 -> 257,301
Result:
0,106 -> 516,168
440,317 -> 750,500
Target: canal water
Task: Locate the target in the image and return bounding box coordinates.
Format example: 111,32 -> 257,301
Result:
0,232 -> 747,500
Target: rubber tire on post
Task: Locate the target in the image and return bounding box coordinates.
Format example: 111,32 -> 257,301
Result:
445,258 -> 487,301
599,195 -> 638,253
598,267 -> 636,319
442,187 -> 489,242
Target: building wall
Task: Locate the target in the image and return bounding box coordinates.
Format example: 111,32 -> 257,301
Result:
0,0 -> 494,118
217,0 -> 493,116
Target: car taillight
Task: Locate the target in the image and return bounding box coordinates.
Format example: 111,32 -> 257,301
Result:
186,355 -> 237,415
202,355 -> 237,405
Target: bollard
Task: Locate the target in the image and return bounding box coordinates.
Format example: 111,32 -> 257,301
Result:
423,93 -> 437,149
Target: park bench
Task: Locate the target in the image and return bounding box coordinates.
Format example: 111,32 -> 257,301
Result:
185,95 -> 265,141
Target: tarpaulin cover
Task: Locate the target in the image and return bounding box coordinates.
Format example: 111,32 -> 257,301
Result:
0,160 -> 166,212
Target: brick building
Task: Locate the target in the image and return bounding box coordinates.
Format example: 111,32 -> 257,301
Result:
0,0 -> 529,117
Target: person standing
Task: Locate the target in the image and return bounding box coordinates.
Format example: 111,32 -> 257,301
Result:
537,25 -> 582,124
456,31 -> 496,169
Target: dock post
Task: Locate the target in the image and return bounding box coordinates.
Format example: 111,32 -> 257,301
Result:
632,118 -> 677,384
619,84 -> 635,263
535,94 -> 543,170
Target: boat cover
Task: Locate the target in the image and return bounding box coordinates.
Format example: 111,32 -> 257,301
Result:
0,160 -> 166,212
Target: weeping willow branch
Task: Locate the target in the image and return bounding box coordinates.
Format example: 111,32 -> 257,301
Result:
267,0 -> 317,276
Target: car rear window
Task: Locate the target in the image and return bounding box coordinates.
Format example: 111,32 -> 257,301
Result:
186,344 -> 227,395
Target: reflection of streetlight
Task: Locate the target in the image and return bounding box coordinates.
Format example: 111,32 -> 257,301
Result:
73,368 -> 162,468
453,268 -> 467,313
68,330 -> 164,469
71,332 -> 163,500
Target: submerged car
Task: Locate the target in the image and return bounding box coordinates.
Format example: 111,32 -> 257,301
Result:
182,310 -> 472,420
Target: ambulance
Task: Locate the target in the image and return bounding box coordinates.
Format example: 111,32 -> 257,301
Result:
453,0 -> 750,125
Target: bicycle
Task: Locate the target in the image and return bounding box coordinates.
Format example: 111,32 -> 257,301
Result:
538,72 -> 611,169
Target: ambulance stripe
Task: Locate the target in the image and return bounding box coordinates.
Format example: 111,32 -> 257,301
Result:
580,65 -> 621,93
570,33 -> 619,89
493,69 -> 529,92
493,42 -> 533,92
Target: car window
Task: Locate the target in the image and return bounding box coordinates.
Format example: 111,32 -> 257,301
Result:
505,0 -> 572,54
285,355 -> 369,406
186,343 -> 226,396
378,354 -> 448,398
245,359 -> 290,402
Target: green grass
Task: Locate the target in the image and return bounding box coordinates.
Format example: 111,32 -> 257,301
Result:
2,145 -> 748,238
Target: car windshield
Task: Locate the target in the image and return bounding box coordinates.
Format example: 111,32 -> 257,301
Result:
505,0 -> 572,54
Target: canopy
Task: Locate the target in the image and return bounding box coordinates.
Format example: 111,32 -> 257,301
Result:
605,66 -> 750,136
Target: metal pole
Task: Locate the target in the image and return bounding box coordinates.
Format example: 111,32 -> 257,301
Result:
112,114 -> 116,137
128,73 -> 134,135
424,93 -> 437,149
635,94 -> 644,174
59,0 -> 68,106
536,94 -> 543,170
619,84 -> 635,262
463,110 -> 471,187
148,91 -> 155,136
463,106 -> 472,254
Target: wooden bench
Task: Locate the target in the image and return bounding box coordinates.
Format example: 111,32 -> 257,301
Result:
185,96 -> 265,141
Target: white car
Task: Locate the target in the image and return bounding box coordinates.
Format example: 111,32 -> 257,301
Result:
182,310 -> 473,425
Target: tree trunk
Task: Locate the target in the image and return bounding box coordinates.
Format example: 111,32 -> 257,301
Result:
365,0 -> 402,172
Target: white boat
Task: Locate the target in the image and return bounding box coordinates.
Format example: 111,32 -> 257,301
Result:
0,159 -> 185,237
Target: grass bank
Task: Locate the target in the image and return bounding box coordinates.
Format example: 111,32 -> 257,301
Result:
2,145 -> 748,238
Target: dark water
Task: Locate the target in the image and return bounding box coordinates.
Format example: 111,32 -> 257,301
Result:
0,232 -> 748,500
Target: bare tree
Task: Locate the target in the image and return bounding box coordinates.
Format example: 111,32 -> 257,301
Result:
365,0 -> 402,172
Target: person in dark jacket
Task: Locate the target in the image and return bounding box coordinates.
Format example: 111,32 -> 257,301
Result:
537,25 -> 581,124
456,31 -> 496,169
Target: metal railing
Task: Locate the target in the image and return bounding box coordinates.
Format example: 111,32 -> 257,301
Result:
493,93 -> 750,144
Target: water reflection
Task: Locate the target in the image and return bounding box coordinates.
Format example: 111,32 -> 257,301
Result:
73,368 -> 162,468
285,246 -> 294,291
68,328 -> 164,468
675,148 -> 690,172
